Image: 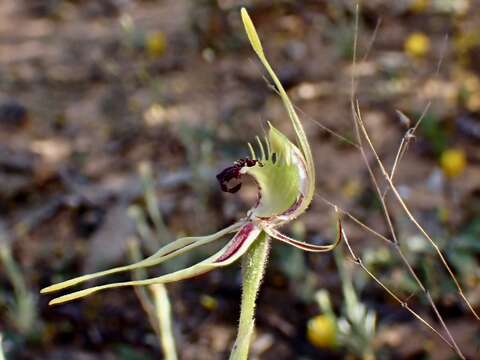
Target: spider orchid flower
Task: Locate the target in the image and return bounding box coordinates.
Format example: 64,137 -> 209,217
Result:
41,8 -> 341,306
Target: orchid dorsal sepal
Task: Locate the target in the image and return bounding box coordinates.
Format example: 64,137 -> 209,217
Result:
41,221 -> 245,295
240,8 -> 315,218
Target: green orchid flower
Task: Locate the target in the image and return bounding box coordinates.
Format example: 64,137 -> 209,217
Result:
41,8 -> 341,306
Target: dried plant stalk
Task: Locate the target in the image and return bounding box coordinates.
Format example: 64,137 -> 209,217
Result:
333,5 -> 475,359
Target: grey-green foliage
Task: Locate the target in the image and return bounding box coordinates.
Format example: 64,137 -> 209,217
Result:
315,248 -> 377,359
0,242 -> 38,337
128,162 -> 178,360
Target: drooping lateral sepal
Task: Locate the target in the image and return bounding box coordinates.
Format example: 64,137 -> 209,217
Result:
41,222 -> 245,295
45,223 -> 262,305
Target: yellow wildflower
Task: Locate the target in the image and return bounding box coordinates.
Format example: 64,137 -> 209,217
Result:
410,0 -> 430,13
405,32 -> 430,58
146,31 -> 166,57
307,314 -> 337,348
440,149 -> 466,178
200,294 -> 218,311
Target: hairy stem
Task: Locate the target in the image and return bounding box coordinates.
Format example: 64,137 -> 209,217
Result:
230,232 -> 270,360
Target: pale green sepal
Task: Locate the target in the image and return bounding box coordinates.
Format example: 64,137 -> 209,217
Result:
48,224 -> 262,305
240,8 -> 265,58
41,222 -> 244,294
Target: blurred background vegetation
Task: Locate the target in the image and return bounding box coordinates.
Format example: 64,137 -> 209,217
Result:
0,0 -> 479,359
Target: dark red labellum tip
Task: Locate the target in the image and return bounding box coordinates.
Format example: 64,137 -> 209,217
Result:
216,158 -> 257,193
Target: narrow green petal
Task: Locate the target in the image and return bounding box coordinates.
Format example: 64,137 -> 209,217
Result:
41,222 -> 244,294
48,223 -> 262,305
264,217 -> 342,252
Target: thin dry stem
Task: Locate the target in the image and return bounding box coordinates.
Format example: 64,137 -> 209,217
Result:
340,228 -> 459,354
315,192 -> 391,245
261,75 -> 360,149
353,101 -> 479,322
352,98 -> 467,355
316,191 -> 465,358
250,4 -> 474,357
361,18 -> 382,63
346,5 -> 468,358
387,103 -> 431,185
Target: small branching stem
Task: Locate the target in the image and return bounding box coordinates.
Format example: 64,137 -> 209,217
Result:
340,229 -> 462,356
351,68 -> 466,360
230,232 -> 270,360
346,5 -> 469,358
354,101 -> 480,322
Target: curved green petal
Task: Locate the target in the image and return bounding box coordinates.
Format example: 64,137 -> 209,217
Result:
47,223 -> 262,305
41,221 -> 244,294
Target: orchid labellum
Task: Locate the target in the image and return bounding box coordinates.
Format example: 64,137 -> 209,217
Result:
41,8 -> 341,306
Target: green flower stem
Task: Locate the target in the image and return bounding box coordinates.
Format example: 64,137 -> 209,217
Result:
230,231 -> 270,360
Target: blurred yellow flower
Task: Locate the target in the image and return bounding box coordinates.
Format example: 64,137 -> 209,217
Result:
456,71 -> 480,111
437,206 -> 449,222
454,31 -> 480,56
307,314 -> 337,348
146,31 -> 166,57
440,149 -> 466,178
405,32 -> 430,58
341,179 -> 362,199
410,0 -> 430,13
200,294 -> 218,311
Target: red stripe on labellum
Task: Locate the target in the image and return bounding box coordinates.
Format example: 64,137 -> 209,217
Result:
255,194 -> 304,222
280,194 -> 304,217
272,230 -> 321,251
215,222 -> 254,262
